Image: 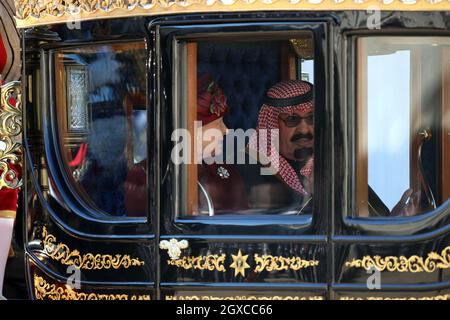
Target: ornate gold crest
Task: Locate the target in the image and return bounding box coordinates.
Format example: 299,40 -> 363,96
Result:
229,249 -> 251,277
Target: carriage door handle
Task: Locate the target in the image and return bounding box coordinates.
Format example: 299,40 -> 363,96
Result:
159,239 -> 189,260
417,128 -> 436,210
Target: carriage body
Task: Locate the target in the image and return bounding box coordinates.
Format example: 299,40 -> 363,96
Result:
3,1 -> 450,300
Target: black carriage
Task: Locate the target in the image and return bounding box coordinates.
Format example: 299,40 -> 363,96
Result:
9,0 -> 450,300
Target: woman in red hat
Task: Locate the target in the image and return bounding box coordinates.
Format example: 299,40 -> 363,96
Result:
195,74 -> 248,215
124,74 -> 248,216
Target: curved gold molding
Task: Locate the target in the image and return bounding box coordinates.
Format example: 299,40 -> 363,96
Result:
340,295 -> 450,300
0,81 -> 22,190
254,254 -> 319,272
166,295 -> 324,300
34,275 -> 151,300
14,0 -> 450,29
344,246 -> 450,273
167,254 -> 226,271
42,227 -> 145,270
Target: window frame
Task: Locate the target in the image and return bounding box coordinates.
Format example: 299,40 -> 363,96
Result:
156,21 -> 330,235
44,38 -> 152,225
343,31 -> 450,235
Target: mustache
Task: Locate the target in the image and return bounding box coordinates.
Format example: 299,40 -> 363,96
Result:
291,133 -> 313,142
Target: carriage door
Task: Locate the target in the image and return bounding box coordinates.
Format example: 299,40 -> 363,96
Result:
154,19 -> 332,300
22,21 -> 155,300
333,36 -> 450,300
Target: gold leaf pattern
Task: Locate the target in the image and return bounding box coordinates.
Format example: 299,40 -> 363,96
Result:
166,251 -> 320,275
42,227 -> 145,270
167,254 -> 226,271
254,254 -> 319,272
34,275 -> 151,300
0,81 -> 22,138
0,81 -> 22,190
345,246 -> 450,273
14,0 -> 450,29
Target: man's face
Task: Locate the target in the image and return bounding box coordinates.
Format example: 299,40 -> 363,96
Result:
278,109 -> 314,161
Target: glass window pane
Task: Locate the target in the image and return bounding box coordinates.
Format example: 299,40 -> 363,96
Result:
55,42 -> 148,218
174,33 -> 316,217
367,49 -> 411,211
356,37 -> 450,217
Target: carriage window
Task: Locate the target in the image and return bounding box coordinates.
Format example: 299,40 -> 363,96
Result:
356,37 -> 450,218
54,42 -> 148,218
173,33 -> 316,217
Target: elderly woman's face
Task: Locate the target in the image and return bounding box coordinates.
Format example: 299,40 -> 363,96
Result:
277,109 -> 314,161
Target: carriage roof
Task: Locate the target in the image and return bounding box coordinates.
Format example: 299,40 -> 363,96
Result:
14,0 -> 450,29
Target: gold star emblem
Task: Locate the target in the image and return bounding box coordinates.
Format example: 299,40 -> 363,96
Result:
229,250 -> 250,277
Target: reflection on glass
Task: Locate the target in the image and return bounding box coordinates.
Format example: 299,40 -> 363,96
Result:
55,42 -> 148,218
368,50 -> 410,210
176,35 -> 315,217
301,59 -> 314,84
67,67 -> 89,131
357,37 -> 450,217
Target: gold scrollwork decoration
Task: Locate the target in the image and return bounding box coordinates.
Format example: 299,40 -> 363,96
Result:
0,136 -> 21,190
34,275 -> 151,300
254,254 -> 319,273
0,81 -> 22,138
14,0 -> 450,29
340,295 -> 450,300
345,246 -> 450,273
0,81 -> 22,190
166,295 -> 324,300
167,254 -> 226,272
42,227 -> 145,270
